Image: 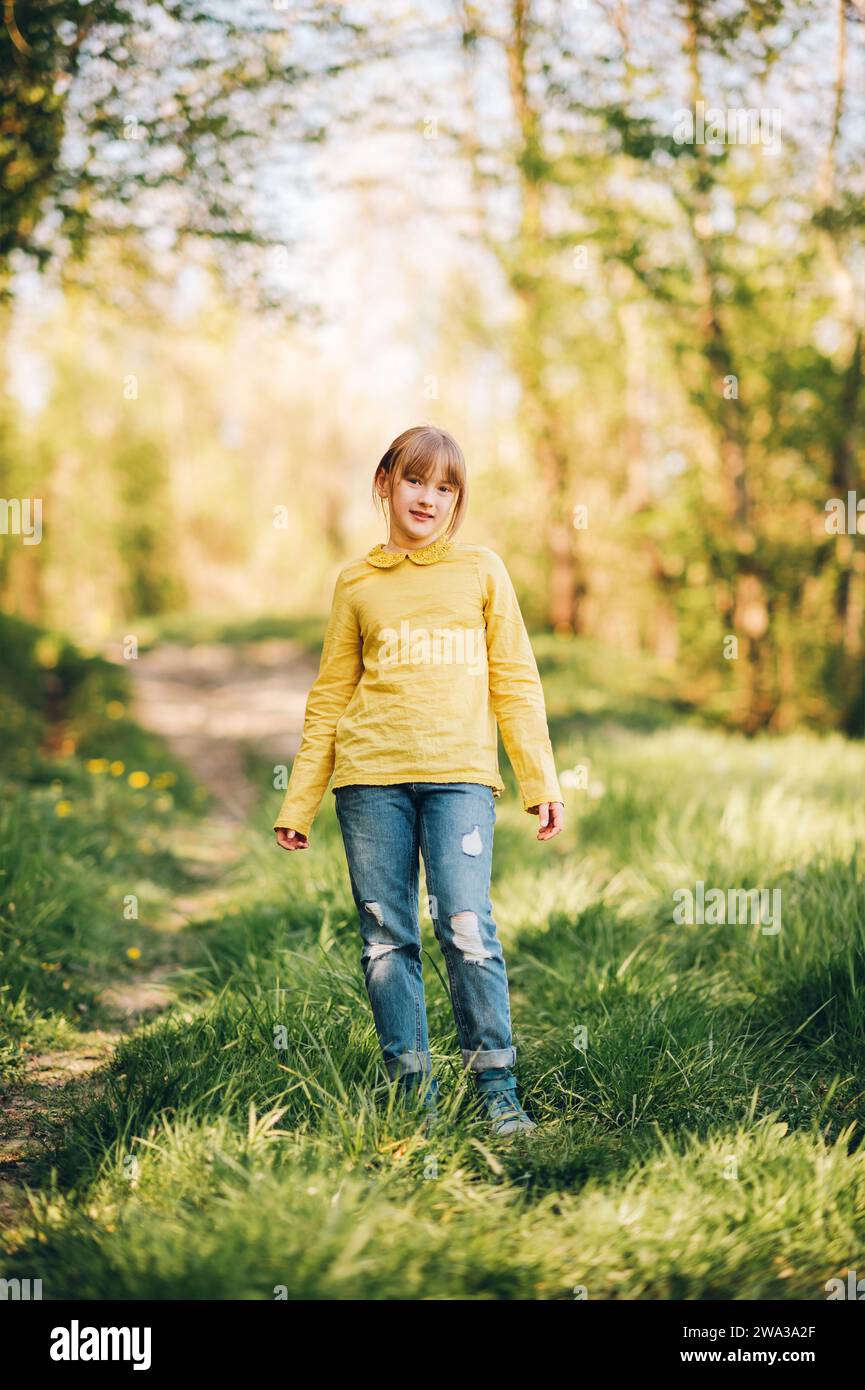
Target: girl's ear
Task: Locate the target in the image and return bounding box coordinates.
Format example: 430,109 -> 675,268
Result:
374,466 -> 390,498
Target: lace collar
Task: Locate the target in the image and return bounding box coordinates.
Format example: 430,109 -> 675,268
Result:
365,533 -> 456,568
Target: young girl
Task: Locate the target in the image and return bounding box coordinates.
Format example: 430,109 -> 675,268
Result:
274,425 -> 564,1136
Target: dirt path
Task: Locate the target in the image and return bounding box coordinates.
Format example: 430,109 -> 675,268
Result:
125,637 -> 319,820
0,818 -> 243,1243
0,636 -> 317,1247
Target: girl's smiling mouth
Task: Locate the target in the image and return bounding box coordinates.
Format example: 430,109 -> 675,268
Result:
410,509 -> 434,521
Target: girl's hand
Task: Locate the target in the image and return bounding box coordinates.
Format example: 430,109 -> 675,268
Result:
531,801 -> 564,841
275,827 -> 309,851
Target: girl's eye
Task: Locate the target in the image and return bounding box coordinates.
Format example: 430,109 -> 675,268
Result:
405,476 -> 452,492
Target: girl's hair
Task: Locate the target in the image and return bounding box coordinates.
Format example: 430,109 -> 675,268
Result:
372,425 -> 468,541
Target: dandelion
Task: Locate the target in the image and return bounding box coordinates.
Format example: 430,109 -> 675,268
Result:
154,795 -> 173,813
128,770 -> 150,788
127,947 -> 141,961
106,701 -> 125,719
109,761 -> 125,776
34,635 -> 60,669
55,800 -> 72,817
153,771 -> 177,788
87,758 -> 109,774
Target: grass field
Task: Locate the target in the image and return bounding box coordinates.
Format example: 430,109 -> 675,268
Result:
1,613 -> 864,1300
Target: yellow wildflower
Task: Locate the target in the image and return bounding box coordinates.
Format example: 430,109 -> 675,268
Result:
34,635 -> 60,668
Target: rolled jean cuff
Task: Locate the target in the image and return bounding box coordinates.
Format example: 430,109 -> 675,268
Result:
461,1046 -> 516,1071
386,1050 -> 431,1080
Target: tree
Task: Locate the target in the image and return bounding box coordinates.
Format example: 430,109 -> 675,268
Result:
1,0 -> 367,302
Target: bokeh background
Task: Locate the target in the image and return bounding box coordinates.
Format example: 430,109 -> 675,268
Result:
1,0 -> 864,1303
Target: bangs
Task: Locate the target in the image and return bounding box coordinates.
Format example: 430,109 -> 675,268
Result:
391,430 -> 465,491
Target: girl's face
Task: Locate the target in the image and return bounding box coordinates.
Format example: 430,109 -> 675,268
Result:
378,461 -> 457,547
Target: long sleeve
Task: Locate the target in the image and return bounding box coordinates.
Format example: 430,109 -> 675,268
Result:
481,549 -> 563,814
273,570 -> 363,836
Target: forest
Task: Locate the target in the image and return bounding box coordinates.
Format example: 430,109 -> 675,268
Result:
1,0 -> 863,1311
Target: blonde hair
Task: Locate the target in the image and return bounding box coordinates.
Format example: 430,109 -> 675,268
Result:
372,425 -> 468,541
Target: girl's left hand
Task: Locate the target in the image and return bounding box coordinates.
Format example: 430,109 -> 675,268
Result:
533,801 -> 564,840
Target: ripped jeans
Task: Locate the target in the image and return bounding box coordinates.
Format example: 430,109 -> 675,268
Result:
334,782 -> 517,1103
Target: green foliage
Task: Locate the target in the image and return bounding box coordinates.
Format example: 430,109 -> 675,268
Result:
0,0 -> 368,298
2,625 -> 863,1295
2,0 -> 862,737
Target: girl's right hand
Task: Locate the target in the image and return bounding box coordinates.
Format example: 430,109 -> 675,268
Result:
275,827 -> 309,851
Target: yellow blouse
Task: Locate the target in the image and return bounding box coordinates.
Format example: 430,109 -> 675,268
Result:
273,535 -> 563,836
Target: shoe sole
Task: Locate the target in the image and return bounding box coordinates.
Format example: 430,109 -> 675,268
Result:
491,1119 -> 537,1136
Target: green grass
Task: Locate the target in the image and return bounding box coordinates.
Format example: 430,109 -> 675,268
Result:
98,606 -> 329,658
0,613 -> 209,1077
2,612 -> 864,1298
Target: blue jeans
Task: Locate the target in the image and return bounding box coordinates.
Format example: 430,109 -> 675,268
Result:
334,782 -> 518,1102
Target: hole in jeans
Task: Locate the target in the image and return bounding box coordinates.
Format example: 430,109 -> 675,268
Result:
450,911 -> 492,964
461,826 -> 483,856
364,941 -> 398,962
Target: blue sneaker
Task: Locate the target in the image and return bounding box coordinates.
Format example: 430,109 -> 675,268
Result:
479,1088 -> 537,1137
